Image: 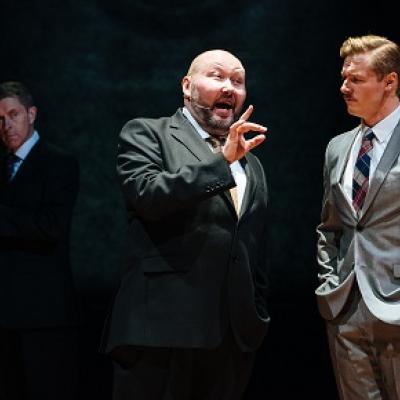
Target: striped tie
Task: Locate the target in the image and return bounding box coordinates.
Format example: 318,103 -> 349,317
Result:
352,129 -> 375,212
206,136 -> 240,215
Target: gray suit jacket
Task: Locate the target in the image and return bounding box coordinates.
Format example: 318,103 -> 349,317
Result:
316,119 -> 400,323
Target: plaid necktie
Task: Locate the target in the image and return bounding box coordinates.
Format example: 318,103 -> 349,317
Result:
206,136 -> 240,215
352,129 -> 375,212
6,153 -> 21,181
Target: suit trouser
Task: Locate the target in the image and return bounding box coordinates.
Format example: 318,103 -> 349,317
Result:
111,329 -> 254,400
326,283 -> 400,400
0,327 -> 78,400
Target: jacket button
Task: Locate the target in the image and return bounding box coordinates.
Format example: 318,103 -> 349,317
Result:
356,224 -> 364,232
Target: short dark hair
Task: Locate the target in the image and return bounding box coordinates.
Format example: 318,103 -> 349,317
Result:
0,81 -> 34,109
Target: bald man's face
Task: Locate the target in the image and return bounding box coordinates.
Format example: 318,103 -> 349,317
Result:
182,51 -> 246,136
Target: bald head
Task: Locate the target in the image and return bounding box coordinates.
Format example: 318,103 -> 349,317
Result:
181,49 -> 246,137
187,50 -> 244,77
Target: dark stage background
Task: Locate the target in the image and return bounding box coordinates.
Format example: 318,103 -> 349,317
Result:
1,1 -> 399,399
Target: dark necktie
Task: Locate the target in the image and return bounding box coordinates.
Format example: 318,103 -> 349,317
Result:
352,129 -> 375,212
206,136 -> 240,215
6,153 -> 21,181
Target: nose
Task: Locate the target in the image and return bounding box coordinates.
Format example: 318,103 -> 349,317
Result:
2,116 -> 12,131
340,79 -> 350,94
221,78 -> 234,93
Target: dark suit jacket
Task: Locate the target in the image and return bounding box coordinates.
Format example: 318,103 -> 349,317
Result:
0,139 -> 79,329
103,109 -> 270,353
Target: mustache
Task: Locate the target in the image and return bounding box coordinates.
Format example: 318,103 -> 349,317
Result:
189,97 -> 236,111
190,101 -> 213,111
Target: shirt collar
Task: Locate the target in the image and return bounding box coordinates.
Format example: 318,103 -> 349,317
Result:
182,107 -> 211,140
361,104 -> 400,144
14,130 -> 40,160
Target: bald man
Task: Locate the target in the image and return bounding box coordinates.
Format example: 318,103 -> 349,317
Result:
102,50 -> 270,400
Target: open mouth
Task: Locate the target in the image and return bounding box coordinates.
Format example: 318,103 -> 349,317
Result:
213,100 -> 234,117
214,101 -> 233,109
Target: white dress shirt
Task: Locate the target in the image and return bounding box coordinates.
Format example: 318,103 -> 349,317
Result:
182,107 -> 247,210
342,105 -> 400,204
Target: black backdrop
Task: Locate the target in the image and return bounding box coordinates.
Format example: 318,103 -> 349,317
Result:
1,1 -> 399,398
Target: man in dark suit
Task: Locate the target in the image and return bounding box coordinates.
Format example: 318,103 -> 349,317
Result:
0,81 -> 79,400
102,49 -> 270,400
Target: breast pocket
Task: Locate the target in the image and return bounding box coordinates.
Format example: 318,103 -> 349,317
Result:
382,163 -> 400,190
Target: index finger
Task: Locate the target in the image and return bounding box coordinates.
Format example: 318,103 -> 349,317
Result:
239,104 -> 254,122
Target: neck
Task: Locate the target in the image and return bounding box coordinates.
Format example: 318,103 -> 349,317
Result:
363,96 -> 400,127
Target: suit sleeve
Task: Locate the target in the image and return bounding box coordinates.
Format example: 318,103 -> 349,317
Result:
117,118 -> 236,221
316,141 -> 343,288
0,155 -> 79,243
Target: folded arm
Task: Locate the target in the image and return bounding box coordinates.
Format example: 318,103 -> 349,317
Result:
0,157 -> 79,243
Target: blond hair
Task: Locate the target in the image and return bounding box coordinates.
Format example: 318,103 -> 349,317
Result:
340,35 -> 400,96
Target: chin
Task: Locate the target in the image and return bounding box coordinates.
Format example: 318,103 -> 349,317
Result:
213,112 -> 236,125
346,105 -> 359,116
212,118 -> 234,131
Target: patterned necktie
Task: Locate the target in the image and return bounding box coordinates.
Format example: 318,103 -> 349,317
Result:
352,129 -> 375,212
206,136 -> 240,215
6,153 -> 21,181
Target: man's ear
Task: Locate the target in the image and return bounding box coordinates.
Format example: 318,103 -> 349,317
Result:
384,72 -> 398,92
182,75 -> 191,100
27,106 -> 37,124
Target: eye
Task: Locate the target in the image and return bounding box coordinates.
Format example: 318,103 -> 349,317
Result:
10,110 -> 19,119
232,78 -> 244,86
209,71 -> 223,80
350,76 -> 363,84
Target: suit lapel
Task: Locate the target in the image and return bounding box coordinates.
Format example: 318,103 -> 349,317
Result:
7,140 -> 42,184
334,127 -> 359,185
360,119 -> 400,220
219,155 -> 258,220
239,156 -> 257,220
331,128 -> 359,221
169,109 -> 214,162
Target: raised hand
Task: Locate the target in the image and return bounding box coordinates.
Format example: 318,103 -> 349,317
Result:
222,105 -> 267,164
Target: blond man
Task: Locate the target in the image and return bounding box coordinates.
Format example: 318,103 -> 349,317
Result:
316,35 -> 400,399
